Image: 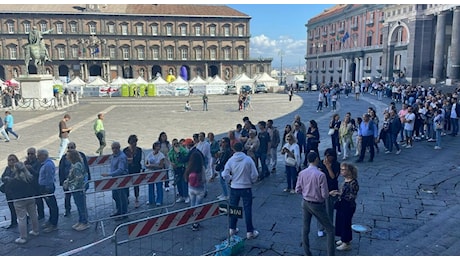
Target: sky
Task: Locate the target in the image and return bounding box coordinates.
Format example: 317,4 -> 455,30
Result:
227,4 -> 335,70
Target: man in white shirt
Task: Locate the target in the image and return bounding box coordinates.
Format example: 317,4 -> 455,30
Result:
403,106 -> 416,148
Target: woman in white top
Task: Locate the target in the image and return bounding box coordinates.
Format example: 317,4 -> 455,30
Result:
281,133 -> 300,193
145,141 -> 165,206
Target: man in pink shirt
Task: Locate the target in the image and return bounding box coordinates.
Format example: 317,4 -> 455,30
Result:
398,103 -> 408,142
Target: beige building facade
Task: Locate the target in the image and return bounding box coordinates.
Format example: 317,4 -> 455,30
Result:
0,4 -> 272,82
305,4 -> 460,85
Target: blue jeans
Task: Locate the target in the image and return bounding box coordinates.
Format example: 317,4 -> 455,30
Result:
229,188 -> 254,233
435,129 -> 442,147
41,185 -> 59,226
58,138 -> 70,159
316,102 -> 323,111
219,172 -> 229,197
5,127 -> 19,139
285,165 -> 298,190
451,118 -> 459,135
72,190 -> 88,224
188,186 -> 205,207
148,182 -> 163,205
301,200 -> 335,256
257,152 -> 269,178
112,188 -> 128,214
387,132 -> 400,152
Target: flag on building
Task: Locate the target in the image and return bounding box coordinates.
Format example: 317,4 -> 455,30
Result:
92,46 -> 100,55
341,32 -> 350,43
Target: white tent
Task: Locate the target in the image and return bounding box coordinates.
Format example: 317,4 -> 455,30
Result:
254,72 -> 279,91
130,76 -> 148,85
109,77 -> 128,97
189,76 -> 207,95
229,73 -> 254,94
86,76 -> 108,97
170,76 -> 189,96
206,75 -> 227,95
67,76 -> 86,97
151,76 -> 174,96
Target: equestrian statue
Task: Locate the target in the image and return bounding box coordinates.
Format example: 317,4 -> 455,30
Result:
24,26 -> 53,74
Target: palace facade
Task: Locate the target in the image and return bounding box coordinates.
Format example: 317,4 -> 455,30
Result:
0,4 -> 272,82
305,4 -> 460,85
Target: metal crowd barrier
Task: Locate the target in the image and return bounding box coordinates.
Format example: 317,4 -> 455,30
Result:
84,169 -> 176,236
113,200 -> 231,256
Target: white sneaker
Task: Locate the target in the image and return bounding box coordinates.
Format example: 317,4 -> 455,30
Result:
336,242 -> 352,251
28,230 -> 39,236
15,237 -> 27,244
176,197 -> 185,203
246,230 -> 259,239
184,197 -> 190,203
335,240 -> 343,246
434,146 -> 442,150
396,150 -> 401,155
337,152 -> 342,156
165,187 -> 170,192
229,227 -> 239,236
317,230 -> 325,237
217,195 -> 228,200
405,145 -> 412,149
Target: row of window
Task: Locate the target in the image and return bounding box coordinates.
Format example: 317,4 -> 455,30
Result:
6,45 -> 246,61
309,11 -> 384,39
308,55 -> 402,71
3,21 -> 246,37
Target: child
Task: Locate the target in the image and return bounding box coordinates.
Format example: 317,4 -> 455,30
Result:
184,100 -> 192,112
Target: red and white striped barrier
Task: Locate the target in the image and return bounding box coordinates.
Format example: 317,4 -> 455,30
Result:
93,170 -> 167,192
87,155 -> 111,167
127,201 -> 223,240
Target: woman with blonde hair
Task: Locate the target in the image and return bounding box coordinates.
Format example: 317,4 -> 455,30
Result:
330,162 -> 360,251
4,161 -> 40,244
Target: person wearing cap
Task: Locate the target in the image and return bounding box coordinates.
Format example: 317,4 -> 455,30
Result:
295,151 -> 335,256
221,142 -> 259,240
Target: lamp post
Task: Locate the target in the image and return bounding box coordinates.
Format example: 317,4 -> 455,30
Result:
278,50 -> 284,85
312,42 -> 323,85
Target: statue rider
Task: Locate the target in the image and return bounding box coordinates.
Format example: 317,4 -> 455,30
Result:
27,26 -> 52,62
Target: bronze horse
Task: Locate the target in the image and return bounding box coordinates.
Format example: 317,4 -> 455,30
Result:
25,44 -> 47,75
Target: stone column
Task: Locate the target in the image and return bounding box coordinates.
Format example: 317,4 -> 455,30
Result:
359,57 -> 364,81
345,58 -> 350,82
449,7 -> 460,80
355,58 -> 360,82
433,12 -> 447,80
341,59 -> 346,81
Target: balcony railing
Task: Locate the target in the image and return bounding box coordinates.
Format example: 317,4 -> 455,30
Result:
366,20 -> 374,26
351,23 -> 358,30
379,16 -> 385,23
364,66 -> 372,72
329,29 -> 335,35
338,27 -> 345,33
336,67 -> 343,72
322,31 -> 328,37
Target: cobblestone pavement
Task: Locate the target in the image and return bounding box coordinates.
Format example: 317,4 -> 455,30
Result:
0,90 -> 459,256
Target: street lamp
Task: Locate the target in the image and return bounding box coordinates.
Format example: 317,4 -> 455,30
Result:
312,42 -> 323,85
278,50 -> 284,85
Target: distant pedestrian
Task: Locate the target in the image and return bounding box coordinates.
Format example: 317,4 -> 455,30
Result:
57,114 -> 72,160
0,113 -> 11,142
202,93 -> 208,111
184,100 -> 192,112
94,113 -> 106,156
4,111 -> 20,140
222,142 -> 259,240
288,88 -> 293,102
316,91 -> 324,112
295,151 -> 335,256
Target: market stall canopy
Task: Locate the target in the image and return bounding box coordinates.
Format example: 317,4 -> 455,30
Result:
229,73 -> 254,94
67,76 -> 86,87
254,72 -> 278,87
208,74 -> 227,85
87,76 -> 108,86
206,75 -> 227,95
150,76 -> 168,85
170,76 -> 189,96
130,76 -> 148,85
110,76 -> 129,86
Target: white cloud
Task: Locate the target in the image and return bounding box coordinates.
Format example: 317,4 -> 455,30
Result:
250,34 -> 307,69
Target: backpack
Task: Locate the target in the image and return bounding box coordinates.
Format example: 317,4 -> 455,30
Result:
188,172 -> 201,187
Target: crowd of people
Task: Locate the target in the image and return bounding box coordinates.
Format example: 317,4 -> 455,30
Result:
1,81 -> 459,255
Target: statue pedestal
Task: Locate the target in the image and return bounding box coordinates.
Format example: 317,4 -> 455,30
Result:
18,74 -> 54,99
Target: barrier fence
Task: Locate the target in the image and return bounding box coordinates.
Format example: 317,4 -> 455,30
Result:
84,169 -> 176,236
113,200 -> 230,256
